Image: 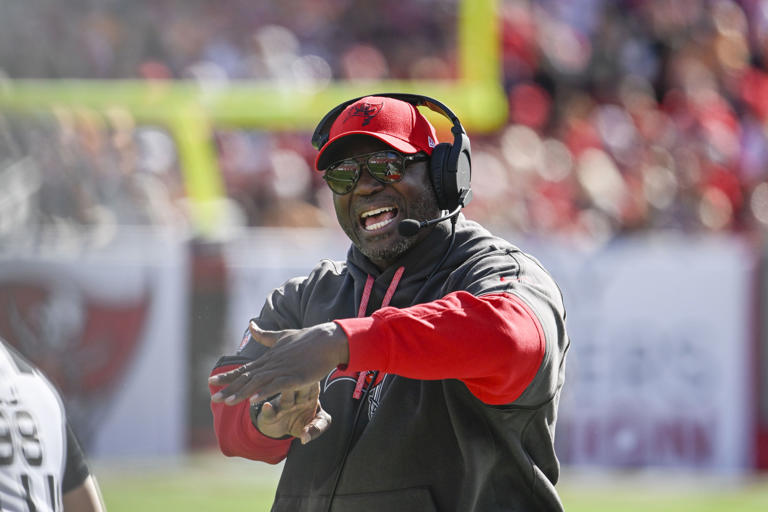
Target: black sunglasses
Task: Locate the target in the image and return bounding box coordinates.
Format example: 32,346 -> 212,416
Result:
322,150 -> 428,195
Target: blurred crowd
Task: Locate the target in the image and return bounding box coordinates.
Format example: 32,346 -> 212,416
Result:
2,0 -> 768,246
489,0 -> 768,243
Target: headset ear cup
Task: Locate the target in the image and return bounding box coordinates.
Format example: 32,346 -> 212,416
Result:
455,133 -> 472,207
429,144 -> 451,210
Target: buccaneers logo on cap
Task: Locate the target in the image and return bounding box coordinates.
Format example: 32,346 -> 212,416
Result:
344,102 -> 383,126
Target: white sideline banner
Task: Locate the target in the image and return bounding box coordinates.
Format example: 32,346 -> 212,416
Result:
0,229 -> 188,458
520,233 -> 756,472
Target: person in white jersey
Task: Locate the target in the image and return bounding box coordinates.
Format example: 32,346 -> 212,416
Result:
0,337 -> 105,512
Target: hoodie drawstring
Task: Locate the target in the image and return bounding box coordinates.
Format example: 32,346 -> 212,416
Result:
352,266 -> 404,398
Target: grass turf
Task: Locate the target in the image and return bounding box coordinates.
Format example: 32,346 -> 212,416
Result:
95,451 -> 768,512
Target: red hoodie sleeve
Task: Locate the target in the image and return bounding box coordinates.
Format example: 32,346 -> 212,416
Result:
209,364 -> 292,464
334,291 -> 545,405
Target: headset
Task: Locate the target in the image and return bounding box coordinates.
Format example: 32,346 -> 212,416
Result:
311,93 -> 473,213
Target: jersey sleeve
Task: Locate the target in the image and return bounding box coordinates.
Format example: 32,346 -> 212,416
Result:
209,363 -> 293,464
336,291 -> 545,405
61,424 -> 90,494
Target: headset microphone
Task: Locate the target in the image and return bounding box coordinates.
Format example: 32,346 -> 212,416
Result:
397,218 -> 424,237
397,205 -> 460,236
397,190 -> 470,236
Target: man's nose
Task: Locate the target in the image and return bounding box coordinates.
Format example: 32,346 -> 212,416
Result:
353,167 -> 385,195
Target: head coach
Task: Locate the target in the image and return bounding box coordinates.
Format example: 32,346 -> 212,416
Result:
209,94 -> 570,511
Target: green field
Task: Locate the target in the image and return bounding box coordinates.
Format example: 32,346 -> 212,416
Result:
95,451 -> 768,511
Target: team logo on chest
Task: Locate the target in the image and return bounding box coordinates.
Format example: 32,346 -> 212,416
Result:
323,367 -> 359,392
323,368 -> 385,393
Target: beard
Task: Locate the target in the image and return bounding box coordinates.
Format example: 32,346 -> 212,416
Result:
354,186 -> 441,267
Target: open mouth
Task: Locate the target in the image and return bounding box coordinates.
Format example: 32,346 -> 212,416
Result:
360,206 -> 399,231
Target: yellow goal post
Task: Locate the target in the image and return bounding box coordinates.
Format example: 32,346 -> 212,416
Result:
0,0 -> 507,236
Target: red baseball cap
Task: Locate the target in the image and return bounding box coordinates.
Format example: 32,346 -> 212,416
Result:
315,96 -> 439,170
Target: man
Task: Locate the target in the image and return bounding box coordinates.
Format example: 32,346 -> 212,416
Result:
0,337 -> 105,512
209,94 -> 569,511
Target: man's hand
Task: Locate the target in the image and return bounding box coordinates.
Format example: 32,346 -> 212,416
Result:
256,383 -> 331,444
209,321 -> 349,407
